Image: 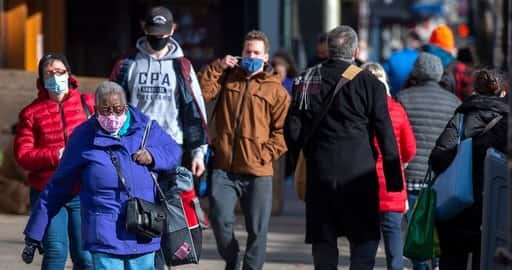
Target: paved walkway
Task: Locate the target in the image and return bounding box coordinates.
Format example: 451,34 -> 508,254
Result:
0,180 -> 399,269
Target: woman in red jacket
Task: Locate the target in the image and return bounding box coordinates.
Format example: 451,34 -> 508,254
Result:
363,63 -> 417,270
15,53 -> 94,269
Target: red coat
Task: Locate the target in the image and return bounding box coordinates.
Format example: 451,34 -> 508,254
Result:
374,96 -> 416,212
14,77 -> 95,191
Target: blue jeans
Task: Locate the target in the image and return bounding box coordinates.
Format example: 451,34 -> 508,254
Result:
406,191 -> 438,270
92,251 -> 155,270
380,212 -> 404,270
30,189 -> 92,270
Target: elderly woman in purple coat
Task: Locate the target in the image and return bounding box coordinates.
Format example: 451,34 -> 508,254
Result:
22,81 -> 182,270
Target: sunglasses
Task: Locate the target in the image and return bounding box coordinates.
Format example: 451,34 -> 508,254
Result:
97,105 -> 127,115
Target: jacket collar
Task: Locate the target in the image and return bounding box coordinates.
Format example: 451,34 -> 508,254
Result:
456,95 -> 509,115
232,67 -> 282,84
92,106 -> 148,148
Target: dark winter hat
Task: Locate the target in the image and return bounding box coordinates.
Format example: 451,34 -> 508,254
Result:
38,53 -> 71,79
411,52 -> 443,82
144,6 -> 174,35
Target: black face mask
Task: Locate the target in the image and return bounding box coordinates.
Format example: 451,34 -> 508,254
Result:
147,35 -> 168,51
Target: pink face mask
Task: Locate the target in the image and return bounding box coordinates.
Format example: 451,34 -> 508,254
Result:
97,113 -> 127,133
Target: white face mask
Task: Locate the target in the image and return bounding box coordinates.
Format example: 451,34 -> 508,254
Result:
44,74 -> 69,94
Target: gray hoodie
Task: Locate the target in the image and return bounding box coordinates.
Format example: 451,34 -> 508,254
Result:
115,36 -> 207,160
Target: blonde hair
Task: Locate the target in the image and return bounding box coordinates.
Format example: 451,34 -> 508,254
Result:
362,62 -> 390,95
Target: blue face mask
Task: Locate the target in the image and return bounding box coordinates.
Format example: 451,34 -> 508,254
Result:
239,57 -> 264,74
44,75 -> 69,94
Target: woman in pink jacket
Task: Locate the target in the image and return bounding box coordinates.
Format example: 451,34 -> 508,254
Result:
363,62 -> 416,270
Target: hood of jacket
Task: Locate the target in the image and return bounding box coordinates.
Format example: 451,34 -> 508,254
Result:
456,94 -> 509,121
422,44 -> 454,67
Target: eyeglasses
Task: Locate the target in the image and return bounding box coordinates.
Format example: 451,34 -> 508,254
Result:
97,105 -> 127,115
44,69 -> 67,76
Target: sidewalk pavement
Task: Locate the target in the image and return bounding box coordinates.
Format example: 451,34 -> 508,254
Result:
0,180 -> 397,269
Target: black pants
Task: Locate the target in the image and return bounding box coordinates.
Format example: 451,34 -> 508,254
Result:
312,238 -> 379,270
440,251 -> 481,270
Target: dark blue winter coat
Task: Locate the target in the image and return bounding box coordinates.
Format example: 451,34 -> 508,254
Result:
24,106 -> 182,255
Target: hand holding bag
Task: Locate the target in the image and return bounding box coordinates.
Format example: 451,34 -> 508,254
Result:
109,120 -> 167,243
404,169 -> 441,261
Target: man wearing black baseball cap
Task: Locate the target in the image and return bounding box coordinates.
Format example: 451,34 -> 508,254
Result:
143,6 -> 175,50
111,6 -> 208,269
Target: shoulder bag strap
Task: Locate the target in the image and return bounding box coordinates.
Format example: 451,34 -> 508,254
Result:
80,94 -> 91,119
480,115 -> 503,136
140,120 -> 170,208
108,148 -> 134,199
301,64 -> 362,146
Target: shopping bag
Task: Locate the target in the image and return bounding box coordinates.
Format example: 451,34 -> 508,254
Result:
404,170 -> 441,261
433,114 -> 473,221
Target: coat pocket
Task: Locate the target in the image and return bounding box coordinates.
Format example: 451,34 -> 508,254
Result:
84,212 -> 117,247
250,91 -> 273,118
236,135 -> 263,165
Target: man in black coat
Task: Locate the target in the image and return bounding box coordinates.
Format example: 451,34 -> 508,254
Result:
285,25 -> 403,270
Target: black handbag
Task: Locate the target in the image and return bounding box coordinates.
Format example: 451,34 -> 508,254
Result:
108,120 -> 167,243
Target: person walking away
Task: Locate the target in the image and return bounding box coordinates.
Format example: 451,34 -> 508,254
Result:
199,30 -> 290,270
306,33 -> 329,68
429,69 -> 509,270
14,53 -> 93,269
382,30 -> 422,96
422,24 -> 474,100
363,62 -> 417,270
285,25 -> 404,270
396,52 -> 460,270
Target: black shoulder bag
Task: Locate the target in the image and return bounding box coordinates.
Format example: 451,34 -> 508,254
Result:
109,120 -> 167,243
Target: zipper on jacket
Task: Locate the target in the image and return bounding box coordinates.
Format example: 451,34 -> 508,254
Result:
230,78 -> 251,170
59,103 -> 69,144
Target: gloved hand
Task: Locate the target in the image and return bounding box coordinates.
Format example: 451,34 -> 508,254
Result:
21,237 -> 44,264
